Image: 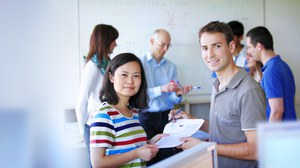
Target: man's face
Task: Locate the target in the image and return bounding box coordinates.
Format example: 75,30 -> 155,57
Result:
151,33 -> 171,61
246,37 -> 260,61
200,32 -> 234,73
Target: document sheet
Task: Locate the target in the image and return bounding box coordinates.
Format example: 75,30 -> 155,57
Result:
155,119 -> 205,148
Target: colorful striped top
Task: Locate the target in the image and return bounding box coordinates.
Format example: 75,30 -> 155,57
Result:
89,102 -> 147,168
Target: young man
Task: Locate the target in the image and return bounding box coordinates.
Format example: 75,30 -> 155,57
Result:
246,26 -> 297,121
139,29 -> 192,166
212,20 -> 248,78
170,21 -> 266,168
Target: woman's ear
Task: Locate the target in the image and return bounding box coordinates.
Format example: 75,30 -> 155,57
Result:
109,72 -> 114,83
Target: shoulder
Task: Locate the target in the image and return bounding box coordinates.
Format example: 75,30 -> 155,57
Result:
82,61 -> 100,75
237,73 -> 264,96
164,58 -> 177,67
92,102 -> 114,119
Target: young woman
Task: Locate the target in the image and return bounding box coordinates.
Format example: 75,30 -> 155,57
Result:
246,53 -> 263,82
75,24 -> 119,159
89,53 -> 166,168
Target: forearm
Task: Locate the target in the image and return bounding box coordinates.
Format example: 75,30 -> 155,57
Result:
268,110 -> 283,122
216,142 -> 257,160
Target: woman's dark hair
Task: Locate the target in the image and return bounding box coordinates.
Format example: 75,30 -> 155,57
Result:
199,21 -> 233,44
85,24 -> 119,64
99,53 -> 149,110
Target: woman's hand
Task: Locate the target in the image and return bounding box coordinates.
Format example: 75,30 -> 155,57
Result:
148,134 -> 169,144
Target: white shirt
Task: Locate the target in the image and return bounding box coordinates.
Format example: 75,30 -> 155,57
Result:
233,45 -> 247,68
76,61 -> 103,135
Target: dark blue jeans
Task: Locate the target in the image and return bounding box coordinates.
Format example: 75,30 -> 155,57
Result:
84,124 -> 92,168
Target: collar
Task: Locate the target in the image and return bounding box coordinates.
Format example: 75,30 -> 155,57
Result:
91,54 -> 110,75
146,52 -> 166,65
261,55 -> 280,72
213,68 -> 248,91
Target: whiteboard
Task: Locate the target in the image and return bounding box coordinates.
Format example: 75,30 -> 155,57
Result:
79,0 -> 264,94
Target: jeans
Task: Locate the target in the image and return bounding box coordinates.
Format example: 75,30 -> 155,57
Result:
84,124 -> 92,168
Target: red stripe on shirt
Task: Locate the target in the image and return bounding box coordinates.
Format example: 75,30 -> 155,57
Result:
113,137 -> 147,146
107,111 -> 119,116
91,139 -> 113,145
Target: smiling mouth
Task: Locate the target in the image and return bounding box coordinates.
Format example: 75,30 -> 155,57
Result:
208,59 -> 219,65
124,87 -> 134,90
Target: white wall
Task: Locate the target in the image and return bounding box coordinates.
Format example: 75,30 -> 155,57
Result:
1,0 -> 81,167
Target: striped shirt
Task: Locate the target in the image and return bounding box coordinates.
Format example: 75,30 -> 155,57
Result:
89,102 -> 147,168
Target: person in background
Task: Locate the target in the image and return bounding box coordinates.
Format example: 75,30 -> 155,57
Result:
211,20 -> 247,78
246,53 -> 263,82
169,21 -> 266,168
246,26 -> 297,122
75,24 -> 119,166
139,29 -> 192,166
89,53 -> 166,168
228,20 -> 248,68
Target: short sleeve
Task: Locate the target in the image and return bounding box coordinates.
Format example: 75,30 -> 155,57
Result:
241,88 -> 266,130
262,69 -> 283,99
90,111 -> 115,148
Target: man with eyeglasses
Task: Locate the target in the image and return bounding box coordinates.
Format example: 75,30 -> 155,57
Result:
139,29 -> 192,166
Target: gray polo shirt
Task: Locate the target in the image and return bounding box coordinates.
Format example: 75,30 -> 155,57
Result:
209,68 -> 266,168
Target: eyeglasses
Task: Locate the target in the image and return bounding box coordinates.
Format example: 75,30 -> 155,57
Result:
154,39 -> 171,49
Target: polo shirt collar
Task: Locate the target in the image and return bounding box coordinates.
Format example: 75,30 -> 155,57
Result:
213,68 -> 247,91
262,55 -> 280,72
146,52 -> 166,65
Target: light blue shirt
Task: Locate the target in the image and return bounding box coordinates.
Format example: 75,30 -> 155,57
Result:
140,52 -> 182,112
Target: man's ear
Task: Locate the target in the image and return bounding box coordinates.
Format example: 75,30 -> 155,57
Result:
109,72 -> 114,83
257,42 -> 263,51
229,40 -> 235,54
239,35 -> 244,42
150,37 -> 154,45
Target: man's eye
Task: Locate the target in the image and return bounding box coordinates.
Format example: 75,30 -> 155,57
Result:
215,45 -> 222,48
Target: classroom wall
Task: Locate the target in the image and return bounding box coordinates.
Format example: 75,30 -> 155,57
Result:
79,0 -> 265,95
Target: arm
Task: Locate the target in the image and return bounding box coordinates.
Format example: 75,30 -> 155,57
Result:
168,110 -> 209,133
91,145 -> 158,168
268,98 -> 284,122
217,130 -> 257,160
75,62 -> 99,136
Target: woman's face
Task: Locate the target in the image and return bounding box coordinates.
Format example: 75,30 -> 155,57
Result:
246,53 -> 257,68
109,61 -> 142,98
108,40 -> 117,55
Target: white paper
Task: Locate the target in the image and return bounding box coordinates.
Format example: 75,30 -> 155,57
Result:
155,119 -> 205,148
